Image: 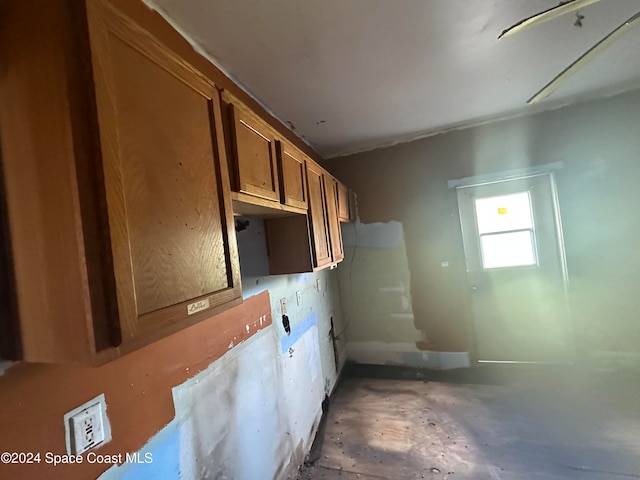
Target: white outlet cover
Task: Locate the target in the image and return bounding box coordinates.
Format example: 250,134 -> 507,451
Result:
280,297 -> 287,315
296,291 -> 302,305
64,393 -> 111,455
71,403 -> 104,454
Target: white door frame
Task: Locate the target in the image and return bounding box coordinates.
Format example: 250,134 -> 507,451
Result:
450,163 -> 574,364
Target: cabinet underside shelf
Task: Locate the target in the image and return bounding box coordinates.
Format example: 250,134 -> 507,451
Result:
231,191 -> 307,218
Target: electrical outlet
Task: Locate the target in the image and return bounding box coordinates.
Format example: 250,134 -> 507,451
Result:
296,291 -> 302,306
70,403 -> 104,454
280,298 -> 287,315
64,395 -> 110,455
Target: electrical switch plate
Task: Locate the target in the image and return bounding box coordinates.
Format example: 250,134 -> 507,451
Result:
64,394 -> 111,455
280,298 -> 287,315
296,291 -> 302,306
316,278 -> 322,292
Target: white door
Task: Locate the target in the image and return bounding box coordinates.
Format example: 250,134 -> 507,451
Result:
457,174 -> 572,363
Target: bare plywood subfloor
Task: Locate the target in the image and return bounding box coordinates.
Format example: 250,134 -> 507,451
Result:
299,368 -> 640,480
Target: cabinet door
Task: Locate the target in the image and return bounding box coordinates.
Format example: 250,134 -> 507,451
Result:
227,100 -> 280,202
87,0 -> 241,344
337,182 -> 350,222
324,175 -> 345,263
306,162 -> 332,269
277,141 -> 308,210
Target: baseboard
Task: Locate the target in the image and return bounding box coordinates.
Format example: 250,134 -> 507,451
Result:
346,341 -> 470,370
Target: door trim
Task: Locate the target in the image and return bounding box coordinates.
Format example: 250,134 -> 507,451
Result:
455,171 -> 574,365
448,161 -> 564,189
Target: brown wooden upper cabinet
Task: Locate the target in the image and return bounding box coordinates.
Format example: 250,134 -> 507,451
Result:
0,0 -> 241,363
220,92 -> 310,217
221,91 -> 280,202
276,140 -> 308,210
265,160 -> 344,273
306,162 -> 334,269
324,176 -> 345,263
337,182 -> 352,222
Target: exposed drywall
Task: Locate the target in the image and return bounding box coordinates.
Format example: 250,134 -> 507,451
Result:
337,220 -> 469,368
102,326 -> 325,480
98,217 -> 346,480
236,217 -> 347,394
0,216 -> 345,479
328,88 -> 640,361
0,360 -> 13,377
97,218 -> 346,480
0,292 -> 272,479
339,221 -> 415,343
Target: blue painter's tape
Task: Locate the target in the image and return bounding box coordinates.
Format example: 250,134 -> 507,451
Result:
280,311 -> 317,353
99,422 -> 180,480
119,426 -> 180,480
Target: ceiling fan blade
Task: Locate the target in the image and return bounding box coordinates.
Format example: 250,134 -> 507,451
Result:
528,10 -> 640,104
499,0 -> 604,39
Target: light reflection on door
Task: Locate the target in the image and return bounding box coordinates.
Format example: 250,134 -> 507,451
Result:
457,174 -> 572,363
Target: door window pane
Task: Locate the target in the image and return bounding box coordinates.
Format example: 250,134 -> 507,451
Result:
475,192 -> 533,234
480,231 -> 536,269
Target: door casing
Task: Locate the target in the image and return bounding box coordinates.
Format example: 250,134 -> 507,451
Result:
454,169 -> 573,364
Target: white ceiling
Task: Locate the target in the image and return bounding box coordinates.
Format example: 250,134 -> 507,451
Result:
144,0 -> 640,158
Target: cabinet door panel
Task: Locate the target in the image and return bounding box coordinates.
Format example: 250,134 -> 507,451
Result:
337,182 -> 350,222
229,105 -> 280,201
325,176 -> 344,263
306,162 -> 332,268
88,0 -> 241,341
277,141 -> 307,209
114,49 -> 226,314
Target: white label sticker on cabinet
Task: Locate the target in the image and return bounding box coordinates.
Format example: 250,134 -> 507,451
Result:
187,299 -> 210,315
